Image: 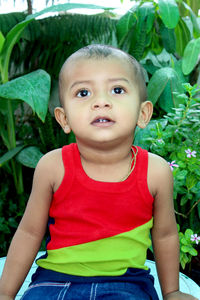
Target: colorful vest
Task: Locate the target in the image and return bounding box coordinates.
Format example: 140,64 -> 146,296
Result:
37,143 -> 154,277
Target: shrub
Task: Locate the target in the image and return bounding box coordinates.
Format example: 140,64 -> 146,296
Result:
135,83 -> 200,267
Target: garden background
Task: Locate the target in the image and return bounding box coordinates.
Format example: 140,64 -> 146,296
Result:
0,0 -> 200,285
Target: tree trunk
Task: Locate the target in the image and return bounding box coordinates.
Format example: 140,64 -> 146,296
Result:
27,0 -> 33,14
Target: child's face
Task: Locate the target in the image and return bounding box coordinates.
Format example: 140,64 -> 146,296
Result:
55,56 -> 151,148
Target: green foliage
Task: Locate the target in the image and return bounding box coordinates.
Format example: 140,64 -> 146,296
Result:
135,84 -> 200,233
178,225 -> 199,269
116,0 -> 200,115
158,0 -> 180,29
0,12 -> 26,36
182,38 -> 200,75
0,12 -> 117,80
0,70 -> 50,122
147,66 -> 184,111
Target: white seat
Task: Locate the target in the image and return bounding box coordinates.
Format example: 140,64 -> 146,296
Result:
0,252 -> 199,299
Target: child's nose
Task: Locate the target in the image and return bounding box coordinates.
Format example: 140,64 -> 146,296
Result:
91,96 -> 112,110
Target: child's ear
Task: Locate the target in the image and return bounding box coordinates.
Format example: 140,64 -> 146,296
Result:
54,107 -> 71,134
137,101 -> 153,129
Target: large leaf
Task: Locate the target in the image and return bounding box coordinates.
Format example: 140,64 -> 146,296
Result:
182,38 -> 200,75
158,0 -> 180,29
26,3 -> 113,20
16,146 -> 43,168
173,60 -> 188,84
0,70 -> 50,122
138,2 -> 155,34
175,18 -> 191,56
0,3 -> 112,83
0,18 -> 33,83
116,5 -> 138,45
131,4 -> 155,60
147,67 -> 182,110
0,145 -> 24,167
160,24 -> 176,53
157,79 -> 184,112
181,2 -> 200,38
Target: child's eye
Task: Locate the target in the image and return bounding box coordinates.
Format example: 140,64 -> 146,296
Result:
111,87 -> 125,95
76,89 -> 91,98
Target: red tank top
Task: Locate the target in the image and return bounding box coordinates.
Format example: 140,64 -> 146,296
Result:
37,143 -> 154,276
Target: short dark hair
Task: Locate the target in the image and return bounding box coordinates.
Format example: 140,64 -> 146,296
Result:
59,44 -> 147,105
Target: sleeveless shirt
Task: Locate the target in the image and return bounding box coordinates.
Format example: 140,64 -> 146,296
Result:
37,143 -> 154,277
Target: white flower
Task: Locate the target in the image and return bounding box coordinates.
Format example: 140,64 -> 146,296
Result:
191,234 -> 200,245
168,161 -> 179,171
185,149 -> 197,158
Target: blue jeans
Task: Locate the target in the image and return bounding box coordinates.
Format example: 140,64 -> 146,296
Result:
20,267 -> 159,299
20,281 -> 153,299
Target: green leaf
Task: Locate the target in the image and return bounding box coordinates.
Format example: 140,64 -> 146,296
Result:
130,2 -> 155,60
16,146 -> 43,168
180,236 -> 188,245
150,30 -> 163,55
185,229 -> 193,239
180,252 -> 189,269
158,0 -> 180,29
0,18 -> 33,83
0,3 -> 112,83
173,60 -> 188,84
179,0 -> 199,17
138,2 -> 155,34
0,31 -> 5,53
174,18 -> 191,56
176,170 -> 188,180
0,145 -> 25,167
131,18 -> 148,60
141,51 -> 162,69
134,119 -> 167,149
26,3 -> 113,21
116,5 -> 138,44
160,24 -> 176,53
147,67 -> 182,110
181,245 -> 191,253
188,248 -> 198,256
181,2 -> 200,38
0,70 -> 50,122
186,174 -> 198,190
182,38 -> 200,75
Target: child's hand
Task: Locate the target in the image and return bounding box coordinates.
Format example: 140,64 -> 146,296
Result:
164,291 -> 199,300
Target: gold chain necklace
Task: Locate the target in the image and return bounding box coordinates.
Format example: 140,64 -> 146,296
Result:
120,146 -> 138,182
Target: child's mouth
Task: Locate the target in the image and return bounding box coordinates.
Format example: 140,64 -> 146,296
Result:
91,117 -> 115,127
95,118 -> 110,123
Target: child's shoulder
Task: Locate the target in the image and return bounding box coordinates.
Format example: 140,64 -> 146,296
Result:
148,151 -> 169,169
34,149 -> 64,191
37,148 -> 63,169
147,151 -> 173,197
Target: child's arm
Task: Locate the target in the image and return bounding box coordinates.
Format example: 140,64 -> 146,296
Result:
149,154 -> 198,300
0,151 -> 59,299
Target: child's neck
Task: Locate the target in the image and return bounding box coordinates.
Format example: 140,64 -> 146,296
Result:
77,141 -> 134,182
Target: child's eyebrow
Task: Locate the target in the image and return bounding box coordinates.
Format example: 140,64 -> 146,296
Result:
108,78 -> 130,84
70,81 -> 91,90
70,78 -> 130,90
